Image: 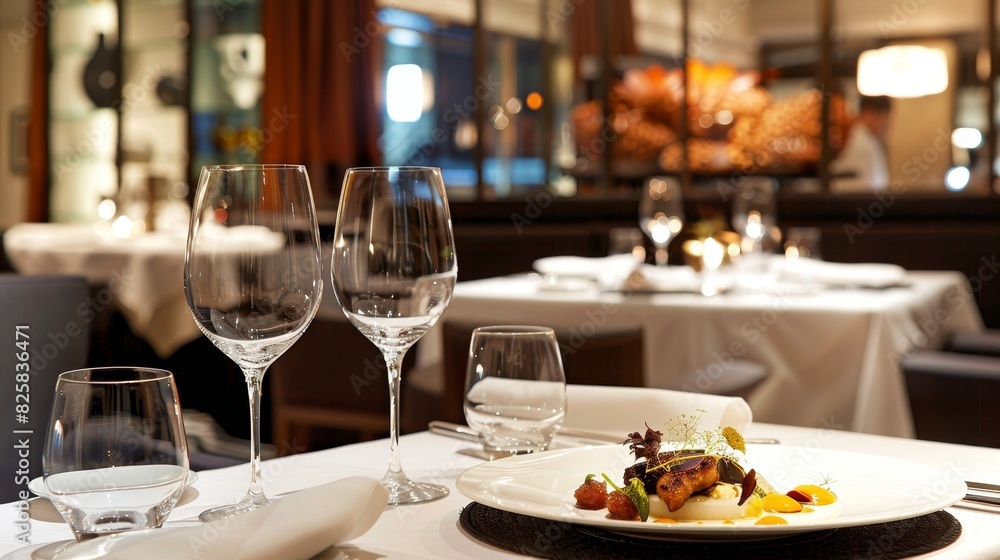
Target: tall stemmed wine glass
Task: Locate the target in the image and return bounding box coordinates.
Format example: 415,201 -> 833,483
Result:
639,176 -> 684,265
331,166 -> 457,505
184,165 -> 322,521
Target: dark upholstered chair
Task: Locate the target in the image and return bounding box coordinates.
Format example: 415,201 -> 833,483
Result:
433,321 -> 645,426
665,360 -> 769,401
0,275 -> 89,502
902,350 -> 1000,447
946,330 -> 1000,358
269,319 -> 415,454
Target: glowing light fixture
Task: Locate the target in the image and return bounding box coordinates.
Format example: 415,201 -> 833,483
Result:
386,64 -> 423,122
857,46 -> 948,98
952,128 -> 983,150
945,166 -> 970,191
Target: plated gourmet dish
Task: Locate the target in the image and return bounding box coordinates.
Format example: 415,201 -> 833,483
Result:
573,412 -> 842,526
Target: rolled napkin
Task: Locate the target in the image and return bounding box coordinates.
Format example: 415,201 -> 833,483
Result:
777,257 -> 907,288
91,477 -> 387,560
562,385 -> 752,440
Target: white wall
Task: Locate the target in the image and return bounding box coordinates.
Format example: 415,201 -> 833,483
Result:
0,0 -> 33,227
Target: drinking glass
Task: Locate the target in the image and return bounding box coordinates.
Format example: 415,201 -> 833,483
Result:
731,177 -> 777,261
639,176 -> 684,265
464,326 -> 566,458
331,166 -> 457,505
784,226 -> 822,260
184,164 -> 322,520
42,367 -> 188,541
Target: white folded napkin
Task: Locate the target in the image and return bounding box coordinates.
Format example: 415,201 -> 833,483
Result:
98,477 -> 387,560
562,385 -> 752,440
621,264 -> 702,293
532,254 -> 638,284
777,258 -> 907,288
466,377 -> 566,409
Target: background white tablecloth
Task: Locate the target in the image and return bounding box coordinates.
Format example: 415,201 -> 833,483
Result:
413,271 -> 982,437
1,426 -> 997,559
4,223 -> 200,357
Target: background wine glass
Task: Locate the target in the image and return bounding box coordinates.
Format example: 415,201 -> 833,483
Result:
43,367 -> 188,541
184,164 -> 322,521
639,177 -> 684,265
731,177 -> 777,263
331,166 -> 456,505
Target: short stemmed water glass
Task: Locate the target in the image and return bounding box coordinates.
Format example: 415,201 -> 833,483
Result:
331,166 -> 457,505
731,177 -> 776,260
184,164 -> 323,521
639,176 -> 684,265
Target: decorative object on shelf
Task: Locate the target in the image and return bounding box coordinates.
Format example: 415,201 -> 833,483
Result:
155,74 -> 189,107
82,33 -> 120,108
214,33 -> 266,109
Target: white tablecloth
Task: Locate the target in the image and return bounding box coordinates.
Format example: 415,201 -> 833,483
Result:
413,271 -> 983,437
4,223 -> 198,357
1,426 -> 998,559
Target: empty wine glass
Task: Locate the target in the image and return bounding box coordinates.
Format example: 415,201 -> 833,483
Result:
331,166 -> 456,505
184,164 -> 322,521
639,177 -> 684,265
43,367 -> 188,541
731,177 -> 777,261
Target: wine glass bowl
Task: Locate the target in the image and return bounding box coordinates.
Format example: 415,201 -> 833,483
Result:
639,177 -> 684,266
331,166 -> 456,505
184,164 -> 322,521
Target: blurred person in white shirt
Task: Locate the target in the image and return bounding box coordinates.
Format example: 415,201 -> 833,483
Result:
831,95 -> 892,193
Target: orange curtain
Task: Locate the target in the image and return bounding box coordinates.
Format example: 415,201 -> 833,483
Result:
27,22 -> 49,222
260,0 -> 382,208
571,0 -> 638,79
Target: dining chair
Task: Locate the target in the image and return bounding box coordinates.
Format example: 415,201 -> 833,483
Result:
667,359 -> 769,401
901,350 -> 1000,448
0,275 -> 89,502
269,318 -> 415,454
945,329 -> 1000,358
429,321 -> 645,426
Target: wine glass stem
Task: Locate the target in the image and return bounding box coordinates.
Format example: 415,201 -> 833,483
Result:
243,367 -> 266,502
654,246 -> 669,266
384,349 -> 406,479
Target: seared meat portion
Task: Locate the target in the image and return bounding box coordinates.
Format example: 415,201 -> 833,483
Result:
655,456 -> 720,512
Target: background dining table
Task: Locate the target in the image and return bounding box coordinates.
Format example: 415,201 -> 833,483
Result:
0,424 -> 997,559
412,269 -> 982,438
3,222 -> 197,358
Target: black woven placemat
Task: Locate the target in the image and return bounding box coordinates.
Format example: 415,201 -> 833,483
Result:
459,502 -> 961,559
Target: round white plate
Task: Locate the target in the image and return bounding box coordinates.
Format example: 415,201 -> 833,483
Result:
455,444 -> 966,540
28,470 -> 198,499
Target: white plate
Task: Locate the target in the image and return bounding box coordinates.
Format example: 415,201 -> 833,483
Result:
0,534 -> 345,560
28,470 -> 198,499
455,444 -> 966,541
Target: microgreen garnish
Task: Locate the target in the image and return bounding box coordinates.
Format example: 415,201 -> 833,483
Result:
637,411 -> 749,476
585,473 -> 596,482
625,424 -> 663,461
721,427 -> 746,453
810,472 -> 838,489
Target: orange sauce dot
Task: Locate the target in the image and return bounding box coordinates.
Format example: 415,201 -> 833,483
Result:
801,507 -> 814,513
653,518 -> 678,524
756,516 -> 789,526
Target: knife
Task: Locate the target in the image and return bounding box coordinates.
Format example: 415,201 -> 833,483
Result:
427,421 -> 780,446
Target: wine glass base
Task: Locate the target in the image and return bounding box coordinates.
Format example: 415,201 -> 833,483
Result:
382,473 -> 449,505
199,493 -> 270,522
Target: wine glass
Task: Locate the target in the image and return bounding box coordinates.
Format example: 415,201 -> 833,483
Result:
731,177 -> 777,266
639,176 -> 684,265
330,166 -> 456,505
184,164 -> 322,521
43,367 -> 188,541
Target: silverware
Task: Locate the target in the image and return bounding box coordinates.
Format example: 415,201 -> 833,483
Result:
964,481 -> 1000,507
428,421 -> 780,446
